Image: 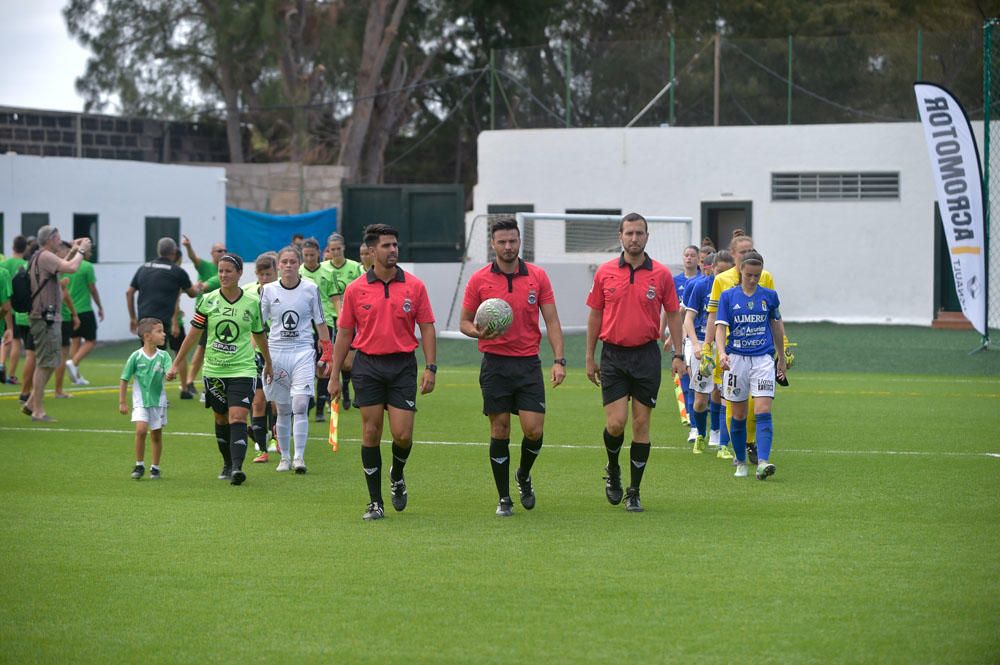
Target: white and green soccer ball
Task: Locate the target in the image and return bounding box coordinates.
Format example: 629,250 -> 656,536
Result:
474,297 -> 514,336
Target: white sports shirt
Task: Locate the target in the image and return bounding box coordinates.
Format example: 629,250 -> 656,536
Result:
260,278 -> 326,351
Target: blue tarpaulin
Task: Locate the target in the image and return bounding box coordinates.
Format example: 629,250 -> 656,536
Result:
225,206 -> 337,262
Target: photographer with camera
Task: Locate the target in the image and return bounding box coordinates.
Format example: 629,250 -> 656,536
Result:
24,226 -> 90,423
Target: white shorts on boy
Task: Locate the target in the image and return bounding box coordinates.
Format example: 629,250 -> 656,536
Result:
722,354 -> 776,403
132,405 -> 168,430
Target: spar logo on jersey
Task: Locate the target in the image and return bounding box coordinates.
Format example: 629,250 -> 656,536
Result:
213,320 -> 239,352
402,298 -> 412,313
280,310 -> 300,338
646,285 -> 656,300
528,290 -> 537,305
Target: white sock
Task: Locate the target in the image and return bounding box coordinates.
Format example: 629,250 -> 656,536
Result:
292,413 -> 309,460
135,460 -> 145,466
709,430 -> 720,446
150,464 -> 159,470
276,410 -> 292,460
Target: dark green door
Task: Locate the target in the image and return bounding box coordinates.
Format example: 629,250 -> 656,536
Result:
342,185 -> 464,262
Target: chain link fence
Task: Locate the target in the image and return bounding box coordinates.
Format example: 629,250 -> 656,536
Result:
984,21 -> 1000,333
490,30 -> 983,129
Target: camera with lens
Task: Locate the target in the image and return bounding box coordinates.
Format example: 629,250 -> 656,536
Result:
44,305 -> 57,324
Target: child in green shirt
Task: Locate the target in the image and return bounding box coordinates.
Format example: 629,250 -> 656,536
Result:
119,318 -> 172,480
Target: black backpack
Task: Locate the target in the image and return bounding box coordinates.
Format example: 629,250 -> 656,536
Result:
10,255 -> 53,314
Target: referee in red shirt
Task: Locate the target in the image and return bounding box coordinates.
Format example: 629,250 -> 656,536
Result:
585,213 -> 686,513
328,224 -> 437,521
460,217 -> 566,517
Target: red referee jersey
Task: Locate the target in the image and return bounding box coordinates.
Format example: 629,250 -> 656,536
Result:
339,267 -> 434,355
585,253 -> 679,347
463,259 -> 555,357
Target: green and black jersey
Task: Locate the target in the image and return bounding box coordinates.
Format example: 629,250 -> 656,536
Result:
191,289 -> 264,378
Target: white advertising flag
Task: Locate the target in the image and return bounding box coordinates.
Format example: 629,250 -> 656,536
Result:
914,82 -> 987,335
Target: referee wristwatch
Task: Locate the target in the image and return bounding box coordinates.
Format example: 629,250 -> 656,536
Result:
553,358 -> 567,366
425,364 -> 438,373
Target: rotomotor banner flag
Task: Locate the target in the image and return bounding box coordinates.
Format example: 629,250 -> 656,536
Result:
914,83 -> 987,335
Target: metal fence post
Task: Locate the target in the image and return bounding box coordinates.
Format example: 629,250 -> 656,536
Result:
787,35 -> 793,125
490,49 -> 496,131
669,35 -> 676,126
565,43 -> 572,128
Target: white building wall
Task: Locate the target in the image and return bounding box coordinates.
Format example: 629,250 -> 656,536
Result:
473,123 -> 987,327
0,155 -> 226,340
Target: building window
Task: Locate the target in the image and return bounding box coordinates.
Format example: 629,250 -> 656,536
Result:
73,214 -> 99,263
771,172 -> 900,201
145,217 -> 180,261
21,212 -> 49,238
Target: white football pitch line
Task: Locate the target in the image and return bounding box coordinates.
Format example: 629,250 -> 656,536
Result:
1,425 -> 997,459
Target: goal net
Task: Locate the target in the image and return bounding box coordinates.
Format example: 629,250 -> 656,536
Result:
441,212 -> 693,337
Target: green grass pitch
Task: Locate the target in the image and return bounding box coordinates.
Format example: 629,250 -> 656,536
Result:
1,324 -> 998,664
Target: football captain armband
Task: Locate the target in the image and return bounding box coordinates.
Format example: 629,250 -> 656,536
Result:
319,339 -> 333,364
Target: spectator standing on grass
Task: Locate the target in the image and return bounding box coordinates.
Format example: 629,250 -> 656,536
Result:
585,213 -> 686,513
64,242 -> 103,387
121,318 -> 172,480
1,236 -> 29,385
327,224 -> 437,521
168,254 -> 272,486
24,227 -> 90,423
460,216 -> 566,517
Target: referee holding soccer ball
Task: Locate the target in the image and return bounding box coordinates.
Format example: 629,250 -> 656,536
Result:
460,217 -> 566,517
327,224 -> 437,521
585,213 -> 686,513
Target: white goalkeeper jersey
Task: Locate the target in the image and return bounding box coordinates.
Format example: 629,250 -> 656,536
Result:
260,278 -> 326,351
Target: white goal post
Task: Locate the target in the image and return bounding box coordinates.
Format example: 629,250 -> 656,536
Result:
441,212 -> 694,337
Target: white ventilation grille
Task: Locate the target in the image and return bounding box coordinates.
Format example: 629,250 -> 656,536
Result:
771,172 -> 900,201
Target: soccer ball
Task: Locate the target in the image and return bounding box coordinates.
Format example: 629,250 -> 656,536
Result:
474,298 -> 514,336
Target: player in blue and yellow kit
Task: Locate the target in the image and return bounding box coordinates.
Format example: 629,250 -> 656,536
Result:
683,250 -> 733,453
715,251 -> 785,480
663,245 -> 701,443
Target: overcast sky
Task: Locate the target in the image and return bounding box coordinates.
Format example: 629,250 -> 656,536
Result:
0,0 -> 90,112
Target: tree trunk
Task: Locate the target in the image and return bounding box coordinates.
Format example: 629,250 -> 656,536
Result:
338,0 -> 408,181
219,59 -> 244,163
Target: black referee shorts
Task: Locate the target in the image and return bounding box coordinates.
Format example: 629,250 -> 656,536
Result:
204,376 -> 257,414
351,351 -> 417,411
599,340 -> 662,408
480,353 -> 545,416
